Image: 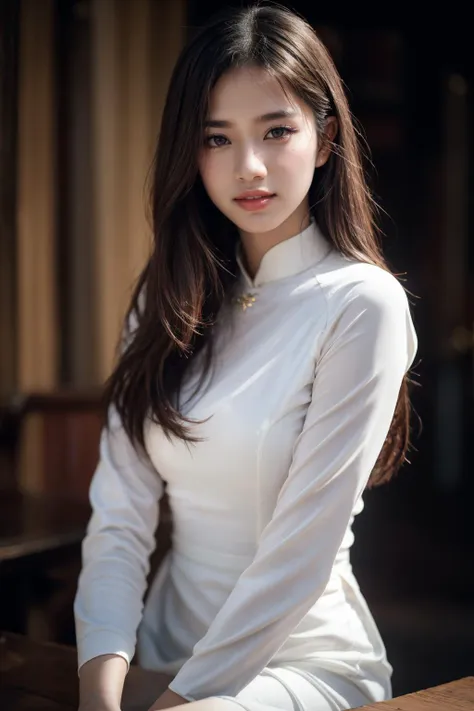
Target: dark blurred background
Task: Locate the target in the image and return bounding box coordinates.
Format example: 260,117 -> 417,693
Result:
1,0 -> 473,698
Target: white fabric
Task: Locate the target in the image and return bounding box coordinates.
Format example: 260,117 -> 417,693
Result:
217,664 -> 386,711
74,221 -> 417,710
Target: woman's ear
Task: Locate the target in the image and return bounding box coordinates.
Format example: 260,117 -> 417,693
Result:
315,116 -> 338,168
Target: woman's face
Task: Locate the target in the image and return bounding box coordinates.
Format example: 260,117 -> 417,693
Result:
198,65 -> 329,241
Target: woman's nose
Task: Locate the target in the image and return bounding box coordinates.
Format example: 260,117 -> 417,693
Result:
234,146 -> 267,182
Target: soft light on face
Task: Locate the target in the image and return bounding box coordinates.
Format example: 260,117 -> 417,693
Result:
198,66 -> 320,241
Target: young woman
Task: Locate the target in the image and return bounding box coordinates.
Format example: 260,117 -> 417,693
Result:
75,4 -> 418,711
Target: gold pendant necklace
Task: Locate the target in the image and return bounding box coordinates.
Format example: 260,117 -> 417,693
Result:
233,291 -> 258,311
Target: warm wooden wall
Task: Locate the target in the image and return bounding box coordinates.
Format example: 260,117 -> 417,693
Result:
1,0 -> 186,396
90,0 -> 186,382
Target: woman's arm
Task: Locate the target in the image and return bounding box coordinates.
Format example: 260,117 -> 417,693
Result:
74,405 -> 164,707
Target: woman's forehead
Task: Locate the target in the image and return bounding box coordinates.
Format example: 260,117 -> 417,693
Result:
207,66 -> 303,122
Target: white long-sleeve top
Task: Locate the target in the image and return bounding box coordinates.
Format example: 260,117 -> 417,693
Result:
74,220 -> 417,702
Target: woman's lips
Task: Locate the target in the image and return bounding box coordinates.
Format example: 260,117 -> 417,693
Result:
234,194 -> 276,211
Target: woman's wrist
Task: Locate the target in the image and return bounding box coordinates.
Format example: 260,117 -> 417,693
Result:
78,653 -> 128,711
78,690 -> 122,711
79,703 -> 121,711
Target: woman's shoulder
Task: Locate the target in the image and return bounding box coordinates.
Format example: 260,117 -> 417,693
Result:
312,252 -> 417,366
314,250 -> 412,317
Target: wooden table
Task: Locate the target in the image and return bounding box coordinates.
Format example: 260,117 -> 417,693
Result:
358,677 -> 474,710
1,632 -> 473,711
0,632 -> 172,711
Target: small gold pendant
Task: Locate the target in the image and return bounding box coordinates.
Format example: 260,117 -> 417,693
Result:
233,292 -> 258,311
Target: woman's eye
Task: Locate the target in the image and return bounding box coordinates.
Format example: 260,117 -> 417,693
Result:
204,126 -> 295,148
266,126 -> 296,140
205,134 -> 229,148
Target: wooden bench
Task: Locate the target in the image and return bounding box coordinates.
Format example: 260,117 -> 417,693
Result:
1,632 -> 473,711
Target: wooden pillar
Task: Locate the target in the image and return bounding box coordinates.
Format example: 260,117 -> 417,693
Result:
16,0 -> 58,391
0,0 -> 19,398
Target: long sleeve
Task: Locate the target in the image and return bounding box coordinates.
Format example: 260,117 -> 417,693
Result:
168,271 -> 417,700
74,405 -> 164,669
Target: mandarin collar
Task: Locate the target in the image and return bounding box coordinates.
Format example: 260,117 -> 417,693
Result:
235,220 -> 331,289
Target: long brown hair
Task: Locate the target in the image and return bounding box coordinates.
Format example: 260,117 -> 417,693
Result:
104,2 -> 415,487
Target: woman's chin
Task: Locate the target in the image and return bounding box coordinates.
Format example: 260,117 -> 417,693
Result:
228,208 -> 290,235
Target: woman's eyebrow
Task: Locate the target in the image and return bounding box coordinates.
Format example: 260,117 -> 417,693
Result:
204,109 -> 298,128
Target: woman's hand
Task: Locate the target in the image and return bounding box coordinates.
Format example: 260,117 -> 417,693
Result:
148,688 -> 190,710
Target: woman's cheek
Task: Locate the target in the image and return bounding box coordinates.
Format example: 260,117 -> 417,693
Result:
286,146 -> 317,179
203,154 -> 225,185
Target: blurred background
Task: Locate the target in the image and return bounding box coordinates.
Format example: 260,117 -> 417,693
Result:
0,0 -> 472,698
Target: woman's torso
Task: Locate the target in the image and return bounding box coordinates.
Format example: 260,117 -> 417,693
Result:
138,246 -> 393,692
